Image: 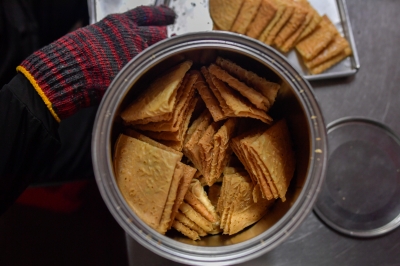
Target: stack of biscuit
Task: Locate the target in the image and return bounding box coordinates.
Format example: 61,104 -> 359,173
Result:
231,119 -> 296,202
217,168 -> 275,235
113,130 -> 197,235
121,61 -> 199,151
209,0 -> 352,74
116,56 -> 296,241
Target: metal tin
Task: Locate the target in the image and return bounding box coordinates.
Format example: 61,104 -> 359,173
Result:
87,0 -> 360,81
92,31 -> 328,265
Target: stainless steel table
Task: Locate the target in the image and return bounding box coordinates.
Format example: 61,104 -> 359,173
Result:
97,0 -> 400,264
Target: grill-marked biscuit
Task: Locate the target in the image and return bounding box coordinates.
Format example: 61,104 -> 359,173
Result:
280,6 -> 314,52
208,64 -> 270,111
209,0 -> 244,31
231,0 -> 263,34
297,7 -> 322,42
258,0 -> 287,42
264,1 -> 295,45
296,15 -> 337,60
246,0 -> 277,39
305,34 -> 350,69
215,57 -> 280,108
310,47 -> 352,74
274,5 -> 308,48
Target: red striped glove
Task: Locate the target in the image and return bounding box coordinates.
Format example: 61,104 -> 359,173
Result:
17,5 -> 175,122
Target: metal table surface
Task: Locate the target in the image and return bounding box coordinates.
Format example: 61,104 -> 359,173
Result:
101,0 -> 400,264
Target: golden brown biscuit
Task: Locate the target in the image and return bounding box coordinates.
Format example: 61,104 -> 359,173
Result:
174,212 -> 207,236
121,60 -> 192,125
113,135 -> 182,232
305,34 -> 350,69
208,64 -> 270,111
209,0 -> 244,31
209,73 -> 273,124
246,0 -> 277,39
169,163 -> 197,228
231,0 -> 263,34
215,57 -> 280,108
274,5 -> 308,48
264,0 -> 295,45
296,15 -> 337,60
171,220 -> 200,241
310,47 -> 352,74
193,70 -> 226,122
258,0 -> 287,42
250,119 -> 295,202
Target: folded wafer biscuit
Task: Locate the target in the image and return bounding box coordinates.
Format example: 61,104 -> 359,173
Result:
169,164 -> 197,228
218,171 -> 274,235
179,202 -> 214,232
174,212 -> 208,236
135,71 -> 198,132
204,68 -> 273,124
171,220 -> 200,241
215,57 -> 280,108
183,110 -> 213,172
143,95 -> 198,143
250,119 -> 295,202
193,70 -> 227,122
121,60 -> 192,125
209,118 -> 236,186
208,64 -> 270,111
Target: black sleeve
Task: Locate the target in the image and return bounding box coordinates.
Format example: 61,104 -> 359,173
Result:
0,73 -> 60,214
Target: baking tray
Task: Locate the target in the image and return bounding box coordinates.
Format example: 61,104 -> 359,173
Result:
88,0 -> 360,81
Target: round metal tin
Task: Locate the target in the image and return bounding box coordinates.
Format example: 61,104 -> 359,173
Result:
314,117 -> 400,237
92,31 -> 328,265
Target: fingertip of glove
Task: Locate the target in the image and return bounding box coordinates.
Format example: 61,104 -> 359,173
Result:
126,5 -> 176,26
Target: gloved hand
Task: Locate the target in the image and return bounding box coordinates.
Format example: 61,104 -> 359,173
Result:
17,5 -> 175,122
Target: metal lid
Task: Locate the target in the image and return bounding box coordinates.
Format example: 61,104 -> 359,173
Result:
314,117 -> 400,237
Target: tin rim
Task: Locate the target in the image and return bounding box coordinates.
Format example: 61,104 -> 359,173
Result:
92,31 -> 328,265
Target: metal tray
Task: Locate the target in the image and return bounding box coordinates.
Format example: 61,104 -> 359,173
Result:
88,0 -> 360,81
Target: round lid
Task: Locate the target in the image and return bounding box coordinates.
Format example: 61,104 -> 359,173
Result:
314,117 -> 400,237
